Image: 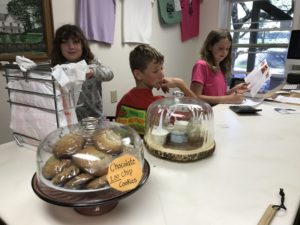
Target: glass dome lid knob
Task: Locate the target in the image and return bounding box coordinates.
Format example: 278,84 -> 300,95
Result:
81,117 -> 99,130
173,91 -> 184,98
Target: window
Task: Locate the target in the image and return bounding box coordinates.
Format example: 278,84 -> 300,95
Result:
228,0 -> 295,90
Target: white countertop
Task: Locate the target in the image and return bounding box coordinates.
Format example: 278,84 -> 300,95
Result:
1,101 -> 300,225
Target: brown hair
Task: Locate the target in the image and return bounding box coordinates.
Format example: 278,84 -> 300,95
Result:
129,44 -> 164,72
200,28 -> 232,76
51,24 -> 94,66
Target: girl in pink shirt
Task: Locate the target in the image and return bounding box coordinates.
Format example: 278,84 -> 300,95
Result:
190,29 -> 248,105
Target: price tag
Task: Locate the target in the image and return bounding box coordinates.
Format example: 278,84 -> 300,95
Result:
107,154 -> 143,192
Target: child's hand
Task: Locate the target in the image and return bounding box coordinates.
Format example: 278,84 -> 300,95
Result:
159,77 -> 181,88
161,86 -> 169,93
226,92 -> 245,104
158,77 -> 195,97
155,80 -> 169,93
86,70 -> 94,79
260,60 -> 269,73
232,82 -> 249,94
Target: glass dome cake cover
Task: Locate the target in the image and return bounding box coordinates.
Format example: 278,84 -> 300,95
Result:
144,92 -> 215,162
36,117 -> 145,193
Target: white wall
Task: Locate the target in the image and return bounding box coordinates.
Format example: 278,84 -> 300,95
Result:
0,0 -> 219,144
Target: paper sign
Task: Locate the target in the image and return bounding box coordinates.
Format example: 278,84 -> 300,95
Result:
107,154 -> 143,192
244,60 -> 271,97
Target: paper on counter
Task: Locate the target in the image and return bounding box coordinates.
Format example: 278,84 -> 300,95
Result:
274,107 -> 300,114
291,90 -> 300,94
240,98 -> 263,106
275,95 -> 300,105
230,97 -> 263,107
276,90 -> 291,94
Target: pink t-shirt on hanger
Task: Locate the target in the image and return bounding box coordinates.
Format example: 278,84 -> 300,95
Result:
180,0 -> 200,42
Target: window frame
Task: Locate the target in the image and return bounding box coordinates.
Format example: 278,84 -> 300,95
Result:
225,0 -> 295,78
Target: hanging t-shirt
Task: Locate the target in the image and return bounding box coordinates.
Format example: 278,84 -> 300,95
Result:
180,0 -> 200,42
122,0 -> 154,44
78,0 -> 116,44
